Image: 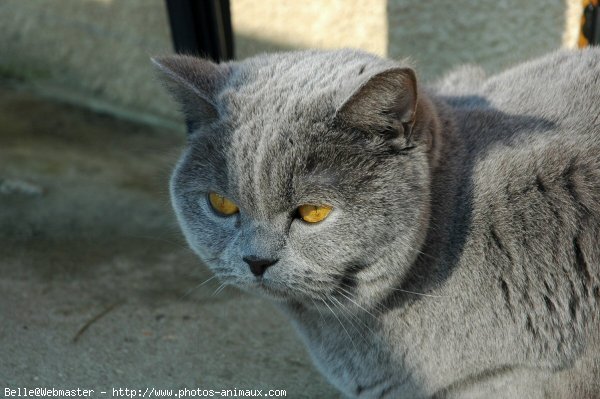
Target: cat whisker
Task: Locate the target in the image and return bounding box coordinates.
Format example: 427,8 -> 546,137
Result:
329,299 -> 366,343
212,282 -> 228,296
329,296 -> 372,343
331,270 -> 447,299
320,297 -> 358,352
336,288 -> 379,319
198,275 -> 218,287
330,286 -> 377,326
309,297 -> 326,346
388,287 -> 447,298
410,246 -> 440,262
310,297 -> 324,320
178,275 -> 219,301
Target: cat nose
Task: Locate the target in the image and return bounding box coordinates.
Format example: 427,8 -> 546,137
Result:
242,256 -> 278,277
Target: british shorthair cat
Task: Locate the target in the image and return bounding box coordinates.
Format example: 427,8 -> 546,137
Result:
154,48 -> 600,398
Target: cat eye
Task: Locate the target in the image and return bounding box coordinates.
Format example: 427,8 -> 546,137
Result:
208,192 -> 239,216
297,204 -> 333,223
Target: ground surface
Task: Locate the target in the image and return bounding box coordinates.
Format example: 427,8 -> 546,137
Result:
0,83 -> 337,398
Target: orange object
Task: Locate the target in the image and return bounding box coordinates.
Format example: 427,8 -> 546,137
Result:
208,192 -> 239,216
298,204 -> 333,223
579,0 -> 599,47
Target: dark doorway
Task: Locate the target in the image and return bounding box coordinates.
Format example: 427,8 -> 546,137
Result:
165,0 -> 234,61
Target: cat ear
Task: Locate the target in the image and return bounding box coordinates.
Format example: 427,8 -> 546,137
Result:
335,67 -> 418,148
152,55 -> 229,132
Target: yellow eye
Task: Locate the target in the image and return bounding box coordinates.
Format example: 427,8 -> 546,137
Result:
208,192 -> 239,216
298,204 -> 333,223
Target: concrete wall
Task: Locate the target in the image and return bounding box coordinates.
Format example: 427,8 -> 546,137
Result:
387,0 -> 575,81
0,0 -> 583,130
231,0 -> 387,59
0,0 -> 180,129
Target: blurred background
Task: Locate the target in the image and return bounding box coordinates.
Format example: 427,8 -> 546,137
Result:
0,0 -> 589,130
0,0 -> 596,397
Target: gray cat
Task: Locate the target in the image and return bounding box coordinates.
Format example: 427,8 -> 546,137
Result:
153,48 -> 600,398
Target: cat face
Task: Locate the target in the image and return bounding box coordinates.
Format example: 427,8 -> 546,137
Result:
155,50 -> 435,308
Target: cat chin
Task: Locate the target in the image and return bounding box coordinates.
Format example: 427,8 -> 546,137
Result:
255,289 -> 289,302
242,280 -> 320,304
236,280 -> 293,302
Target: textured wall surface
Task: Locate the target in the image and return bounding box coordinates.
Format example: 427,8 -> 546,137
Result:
387,0 -> 572,81
0,0 -> 582,128
0,0 -> 180,128
231,0 -> 387,59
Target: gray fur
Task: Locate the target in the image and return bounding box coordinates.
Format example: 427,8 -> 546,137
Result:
154,48 -> 600,398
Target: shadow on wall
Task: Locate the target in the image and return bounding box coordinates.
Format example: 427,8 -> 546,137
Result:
0,0 -> 302,131
386,0 -> 567,82
0,29 -> 298,134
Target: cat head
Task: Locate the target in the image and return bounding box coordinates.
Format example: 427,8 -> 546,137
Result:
154,49 -> 440,309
